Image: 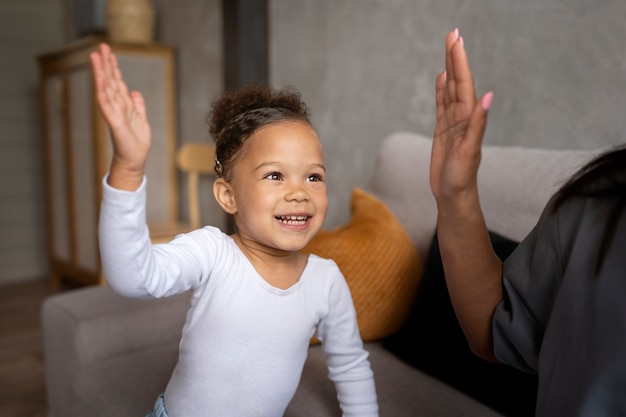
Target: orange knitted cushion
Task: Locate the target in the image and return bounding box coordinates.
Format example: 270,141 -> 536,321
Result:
302,188 -> 423,342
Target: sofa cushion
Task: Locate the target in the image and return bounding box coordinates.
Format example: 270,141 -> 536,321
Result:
73,344 -> 179,417
369,132 -> 595,258
286,343 -> 504,417
383,230 -> 538,417
301,188 -> 423,342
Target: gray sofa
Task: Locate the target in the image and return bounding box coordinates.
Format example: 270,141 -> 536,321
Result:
42,132 -> 595,417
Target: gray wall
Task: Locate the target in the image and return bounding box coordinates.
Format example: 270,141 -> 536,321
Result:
157,0 -> 225,231
3,0 -> 625,284
270,0 -> 626,228
0,0 -> 65,285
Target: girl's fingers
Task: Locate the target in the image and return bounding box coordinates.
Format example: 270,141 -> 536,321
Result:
93,45 -> 117,103
99,45 -> 115,88
91,53 -> 110,117
110,54 -> 131,99
97,45 -> 120,101
90,50 -> 106,91
89,45 -> 126,130
92,43 -> 141,121
91,51 -> 115,112
130,91 -> 147,118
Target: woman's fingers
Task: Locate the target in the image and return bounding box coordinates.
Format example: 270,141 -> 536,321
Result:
465,92 -> 493,151
450,36 -> 476,115
444,28 -> 477,112
435,29 -> 489,151
444,28 -> 459,105
435,70 -> 447,127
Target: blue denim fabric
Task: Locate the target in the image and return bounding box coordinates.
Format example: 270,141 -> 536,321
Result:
145,393 -> 169,417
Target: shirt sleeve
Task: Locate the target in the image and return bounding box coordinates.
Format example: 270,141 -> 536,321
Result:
98,175 -> 218,298
317,265 -> 379,417
492,199 -> 580,373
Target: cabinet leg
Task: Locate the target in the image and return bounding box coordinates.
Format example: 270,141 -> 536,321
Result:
49,271 -> 61,290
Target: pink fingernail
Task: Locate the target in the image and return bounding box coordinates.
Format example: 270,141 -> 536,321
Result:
454,28 -> 459,39
481,92 -> 494,110
443,70 -> 447,81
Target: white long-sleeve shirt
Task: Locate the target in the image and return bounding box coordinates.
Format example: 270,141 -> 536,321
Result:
98,176 -> 379,417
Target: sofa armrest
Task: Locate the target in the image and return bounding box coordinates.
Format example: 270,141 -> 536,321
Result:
41,285 -> 189,416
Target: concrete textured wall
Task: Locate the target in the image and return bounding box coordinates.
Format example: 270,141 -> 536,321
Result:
4,0 -> 624,283
157,0 -> 226,230
269,0 -> 626,228
0,0 -> 66,284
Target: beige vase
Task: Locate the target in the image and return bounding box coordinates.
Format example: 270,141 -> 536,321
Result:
105,0 -> 156,43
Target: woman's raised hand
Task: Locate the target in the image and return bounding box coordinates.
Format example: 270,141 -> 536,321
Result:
90,43 -> 151,190
430,29 -> 492,205
428,30 -> 502,361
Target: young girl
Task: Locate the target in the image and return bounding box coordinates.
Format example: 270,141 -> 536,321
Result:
90,44 -> 378,417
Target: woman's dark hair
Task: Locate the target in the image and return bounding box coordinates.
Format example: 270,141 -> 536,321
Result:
207,83 -> 311,180
550,145 -> 626,274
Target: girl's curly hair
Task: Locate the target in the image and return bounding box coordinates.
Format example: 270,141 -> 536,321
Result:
207,83 -> 311,180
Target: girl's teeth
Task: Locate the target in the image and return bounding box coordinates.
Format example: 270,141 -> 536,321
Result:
278,215 -> 307,224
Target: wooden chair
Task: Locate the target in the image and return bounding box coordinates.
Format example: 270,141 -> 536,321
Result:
148,142 -> 217,244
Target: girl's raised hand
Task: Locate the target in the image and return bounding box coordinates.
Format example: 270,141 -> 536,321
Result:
90,43 -> 151,190
430,29 -> 492,205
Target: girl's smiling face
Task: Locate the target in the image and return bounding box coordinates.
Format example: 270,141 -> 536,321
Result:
224,120 -> 328,254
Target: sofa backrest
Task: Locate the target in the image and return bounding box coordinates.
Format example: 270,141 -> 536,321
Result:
369,132 -> 597,257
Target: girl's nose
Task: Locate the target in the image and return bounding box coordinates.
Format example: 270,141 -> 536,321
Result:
285,184 -> 309,202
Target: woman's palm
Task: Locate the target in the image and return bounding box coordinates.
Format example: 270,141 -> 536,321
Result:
430,31 -> 489,202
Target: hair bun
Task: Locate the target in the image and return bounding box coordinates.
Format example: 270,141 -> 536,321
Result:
208,83 -> 309,142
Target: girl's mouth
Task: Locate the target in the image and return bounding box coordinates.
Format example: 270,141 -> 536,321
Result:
276,215 -> 309,225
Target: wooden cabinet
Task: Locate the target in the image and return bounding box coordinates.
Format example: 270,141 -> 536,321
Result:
38,37 -> 178,286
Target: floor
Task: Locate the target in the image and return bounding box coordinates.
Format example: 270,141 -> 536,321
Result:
0,279 -> 59,417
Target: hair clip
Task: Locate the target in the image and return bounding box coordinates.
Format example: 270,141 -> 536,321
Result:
214,154 -> 224,177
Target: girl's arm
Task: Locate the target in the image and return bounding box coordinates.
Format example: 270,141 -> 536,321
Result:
429,29 -> 501,362
319,271 -> 378,417
92,44 -> 206,298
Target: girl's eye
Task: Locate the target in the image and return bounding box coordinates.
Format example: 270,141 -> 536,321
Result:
306,174 -> 324,183
264,172 -> 282,181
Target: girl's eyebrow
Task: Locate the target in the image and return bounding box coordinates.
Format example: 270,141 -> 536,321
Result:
254,161 -> 280,172
254,162 -> 326,172
311,163 -> 326,172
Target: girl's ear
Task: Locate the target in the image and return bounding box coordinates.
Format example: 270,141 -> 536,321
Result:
213,178 -> 237,214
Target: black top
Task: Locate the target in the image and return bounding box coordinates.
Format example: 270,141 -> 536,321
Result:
494,193 -> 626,416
